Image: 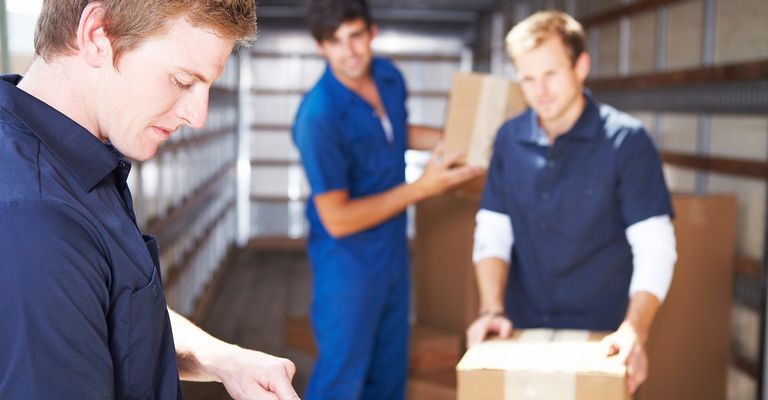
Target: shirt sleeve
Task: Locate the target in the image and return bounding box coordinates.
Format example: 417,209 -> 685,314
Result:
479,128 -> 507,213
293,109 -> 350,195
0,200 -> 114,400
472,208 -> 514,264
626,214 -> 677,302
615,127 -> 674,226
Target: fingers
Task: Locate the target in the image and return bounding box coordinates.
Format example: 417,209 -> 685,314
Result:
466,316 -> 513,347
442,165 -> 483,186
496,318 -> 513,338
271,377 -> 300,400
282,359 -> 296,380
466,318 -> 490,348
440,147 -> 466,167
427,142 -> 445,165
626,346 -> 648,394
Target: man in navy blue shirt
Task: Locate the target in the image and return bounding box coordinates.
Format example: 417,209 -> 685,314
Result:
292,1 -> 481,398
0,2 -> 299,399
466,11 -> 677,394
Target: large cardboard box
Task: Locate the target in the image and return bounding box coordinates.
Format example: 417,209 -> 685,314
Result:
443,73 -> 526,168
457,329 -> 629,400
413,194 -> 480,337
634,194 -> 736,400
410,325 -> 461,373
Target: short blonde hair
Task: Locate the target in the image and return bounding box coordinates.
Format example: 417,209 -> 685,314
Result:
505,10 -> 586,65
35,0 -> 257,64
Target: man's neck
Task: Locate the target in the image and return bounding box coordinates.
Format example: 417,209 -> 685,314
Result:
540,93 -> 586,144
331,66 -> 373,94
17,58 -> 101,140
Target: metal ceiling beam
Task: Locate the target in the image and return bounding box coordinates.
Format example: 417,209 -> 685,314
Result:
256,5 -> 480,23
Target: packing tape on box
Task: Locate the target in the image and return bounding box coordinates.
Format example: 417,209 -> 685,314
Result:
501,330 -> 589,399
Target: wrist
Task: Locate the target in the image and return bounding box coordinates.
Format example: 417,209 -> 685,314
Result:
479,309 -> 506,318
620,320 -> 648,344
409,179 -> 430,203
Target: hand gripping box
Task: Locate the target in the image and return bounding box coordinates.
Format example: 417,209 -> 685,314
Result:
443,72 -> 527,168
457,329 -> 629,400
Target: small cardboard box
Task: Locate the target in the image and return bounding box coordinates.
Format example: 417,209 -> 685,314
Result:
457,329 -> 629,400
443,72 -> 527,168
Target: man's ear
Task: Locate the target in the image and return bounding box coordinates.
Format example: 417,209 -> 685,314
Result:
574,51 -> 591,83
369,23 -> 378,40
76,2 -> 113,68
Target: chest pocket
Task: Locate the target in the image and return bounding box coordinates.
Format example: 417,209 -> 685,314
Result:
347,115 -> 404,176
127,264 -> 169,399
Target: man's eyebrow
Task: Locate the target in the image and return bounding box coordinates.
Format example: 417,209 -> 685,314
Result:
177,67 -> 210,84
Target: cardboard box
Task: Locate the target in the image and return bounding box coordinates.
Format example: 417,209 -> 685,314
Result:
443,72 -> 526,168
410,325 -> 461,373
412,194 -> 480,337
457,329 -> 629,400
407,370 -> 457,400
634,194 -> 736,400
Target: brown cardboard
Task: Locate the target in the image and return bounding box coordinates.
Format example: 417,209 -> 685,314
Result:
457,329 -> 629,400
283,315 -> 316,355
443,73 -> 526,168
410,325 -> 461,373
413,194 -> 480,338
407,370 -> 457,400
634,194 -> 736,400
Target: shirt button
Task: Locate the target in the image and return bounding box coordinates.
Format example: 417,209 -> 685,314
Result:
541,192 -> 550,201
152,284 -> 158,298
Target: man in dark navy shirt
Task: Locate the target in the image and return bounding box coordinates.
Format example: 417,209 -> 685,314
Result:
0,2 -> 298,399
466,11 -> 677,394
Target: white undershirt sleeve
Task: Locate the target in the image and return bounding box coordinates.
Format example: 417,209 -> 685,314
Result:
626,214 -> 677,302
472,208 -> 513,264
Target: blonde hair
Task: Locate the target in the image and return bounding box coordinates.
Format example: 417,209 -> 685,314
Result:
35,0 -> 257,64
505,10 -> 586,65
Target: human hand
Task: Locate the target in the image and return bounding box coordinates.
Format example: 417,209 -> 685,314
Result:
601,322 -> 648,394
466,312 -> 513,348
415,142 -> 484,198
215,345 -> 300,400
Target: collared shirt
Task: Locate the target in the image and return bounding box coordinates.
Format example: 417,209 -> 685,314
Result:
292,58 -> 409,291
0,75 -> 180,399
480,91 -> 673,330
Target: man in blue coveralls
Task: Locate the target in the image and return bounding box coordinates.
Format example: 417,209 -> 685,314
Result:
0,1 -> 299,399
466,11 -> 677,395
292,0 -> 482,398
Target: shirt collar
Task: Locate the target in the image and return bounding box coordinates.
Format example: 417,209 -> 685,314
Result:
520,88 -> 602,145
0,74 -> 119,192
319,57 -> 399,111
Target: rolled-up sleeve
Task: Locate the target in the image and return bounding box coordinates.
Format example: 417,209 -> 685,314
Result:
626,214 -> 677,302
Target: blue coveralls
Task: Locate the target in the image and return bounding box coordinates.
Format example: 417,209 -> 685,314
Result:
480,91 -> 673,330
292,58 -> 410,400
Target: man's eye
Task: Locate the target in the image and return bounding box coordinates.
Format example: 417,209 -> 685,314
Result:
173,78 -> 192,90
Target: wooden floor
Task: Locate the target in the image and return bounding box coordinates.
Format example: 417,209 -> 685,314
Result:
181,248 -> 314,399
